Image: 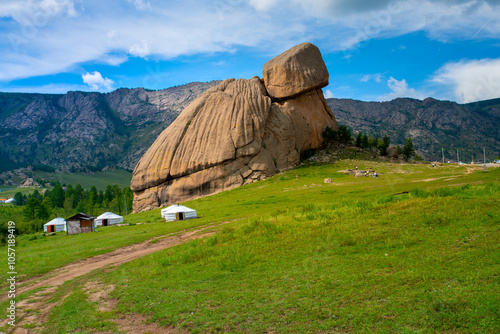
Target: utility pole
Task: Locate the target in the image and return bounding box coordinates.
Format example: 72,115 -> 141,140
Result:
457,149 -> 459,165
484,147 -> 487,171
442,147 -> 445,164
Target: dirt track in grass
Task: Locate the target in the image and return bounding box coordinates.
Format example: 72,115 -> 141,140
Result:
15,221 -> 231,298
1,221 -> 234,333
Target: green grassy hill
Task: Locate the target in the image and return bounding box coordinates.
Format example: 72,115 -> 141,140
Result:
2,154 -> 499,333
0,169 -> 132,199
35,169 -> 132,191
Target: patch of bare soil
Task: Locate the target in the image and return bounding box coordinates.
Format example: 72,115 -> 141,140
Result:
0,286 -> 70,333
0,221 -> 235,333
11,222 -> 230,299
1,280 -> 182,334
84,281 -> 180,333
83,281 -> 117,312
413,177 -> 442,182
112,313 -> 179,334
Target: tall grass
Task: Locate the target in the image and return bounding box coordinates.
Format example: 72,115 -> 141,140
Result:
98,182 -> 500,333
1,158 -> 498,332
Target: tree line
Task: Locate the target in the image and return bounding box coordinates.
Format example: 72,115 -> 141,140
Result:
322,125 -> 418,160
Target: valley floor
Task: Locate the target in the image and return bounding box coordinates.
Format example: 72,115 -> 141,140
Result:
0,222 -> 227,333
1,155 -> 499,333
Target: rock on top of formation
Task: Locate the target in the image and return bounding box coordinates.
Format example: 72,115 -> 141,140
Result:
131,42 -> 338,212
262,42 -> 329,100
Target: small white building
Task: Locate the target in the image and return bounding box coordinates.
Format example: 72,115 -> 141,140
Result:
161,205 -> 197,221
94,212 -> 124,227
44,217 -> 67,233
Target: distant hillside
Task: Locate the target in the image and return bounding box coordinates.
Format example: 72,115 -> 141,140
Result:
1,83 -> 499,177
327,97 -> 500,161
0,81 -> 220,173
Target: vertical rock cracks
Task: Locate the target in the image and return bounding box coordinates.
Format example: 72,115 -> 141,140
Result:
131,42 -> 338,212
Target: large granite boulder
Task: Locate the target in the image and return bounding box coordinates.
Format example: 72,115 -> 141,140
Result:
262,42 -> 329,100
132,43 -> 338,212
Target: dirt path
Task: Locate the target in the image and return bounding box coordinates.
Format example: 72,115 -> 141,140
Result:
0,220 -> 234,334
16,222 -> 230,298
0,221 -> 234,333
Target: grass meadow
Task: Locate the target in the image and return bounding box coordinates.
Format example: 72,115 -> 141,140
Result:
34,168 -> 133,191
0,169 -> 132,200
1,155 -> 499,333
102,184 -> 500,333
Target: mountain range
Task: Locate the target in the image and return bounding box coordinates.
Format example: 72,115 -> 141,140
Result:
327,96 -> 500,162
0,81 -> 220,173
1,82 -> 499,176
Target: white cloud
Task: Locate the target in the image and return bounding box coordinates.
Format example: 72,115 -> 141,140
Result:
0,0 -> 499,83
248,0 -> 281,11
361,73 -> 383,83
129,0 -> 150,10
323,89 -> 334,99
329,0 -> 500,50
82,71 -> 114,91
0,0 -> 76,25
129,40 -> 151,58
432,58 -> 500,103
212,61 -> 226,66
379,77 -> 428,101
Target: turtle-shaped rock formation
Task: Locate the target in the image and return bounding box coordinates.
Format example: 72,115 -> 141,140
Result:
131,42 -> 338,212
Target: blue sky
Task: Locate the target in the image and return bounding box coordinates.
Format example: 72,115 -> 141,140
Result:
0,0 -> 499,103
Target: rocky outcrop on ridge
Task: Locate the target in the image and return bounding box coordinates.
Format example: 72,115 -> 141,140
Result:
131,42 -> 338,212
19,178 -> 41,188
326,97 -> 500,160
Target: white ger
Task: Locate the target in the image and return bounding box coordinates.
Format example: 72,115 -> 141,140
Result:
94,212 -> 124,227
161,205 -> 197,221
44,217 -> 67,233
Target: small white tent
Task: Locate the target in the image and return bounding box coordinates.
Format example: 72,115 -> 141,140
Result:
94,212 -> 123,226
161,205 -> 197,221
44,217 -> 66,233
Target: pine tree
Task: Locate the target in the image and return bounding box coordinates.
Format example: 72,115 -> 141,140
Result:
396,144 -> 402,155
355,133 -> 362,147
403,137 -> 415,160
338,125 -> 352,143
378,135 -> 390,156
361,134 -> 369,149
368,137 -> 378,150
36,199 -> 51,220
51,183 -> 65,208
321,126 -> 337,145
63,195 -> 74,214
23,197 -> 38,220
112,186 -> 123,215
13,192 -> 26,206
104,185 -> 114,206
85,186 -> 98,215
73,184 -> 84,208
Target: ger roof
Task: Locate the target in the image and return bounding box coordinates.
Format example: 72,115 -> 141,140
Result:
44,217 -> 66,226
161,205 -> 196,214
96,212 -> 123,219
